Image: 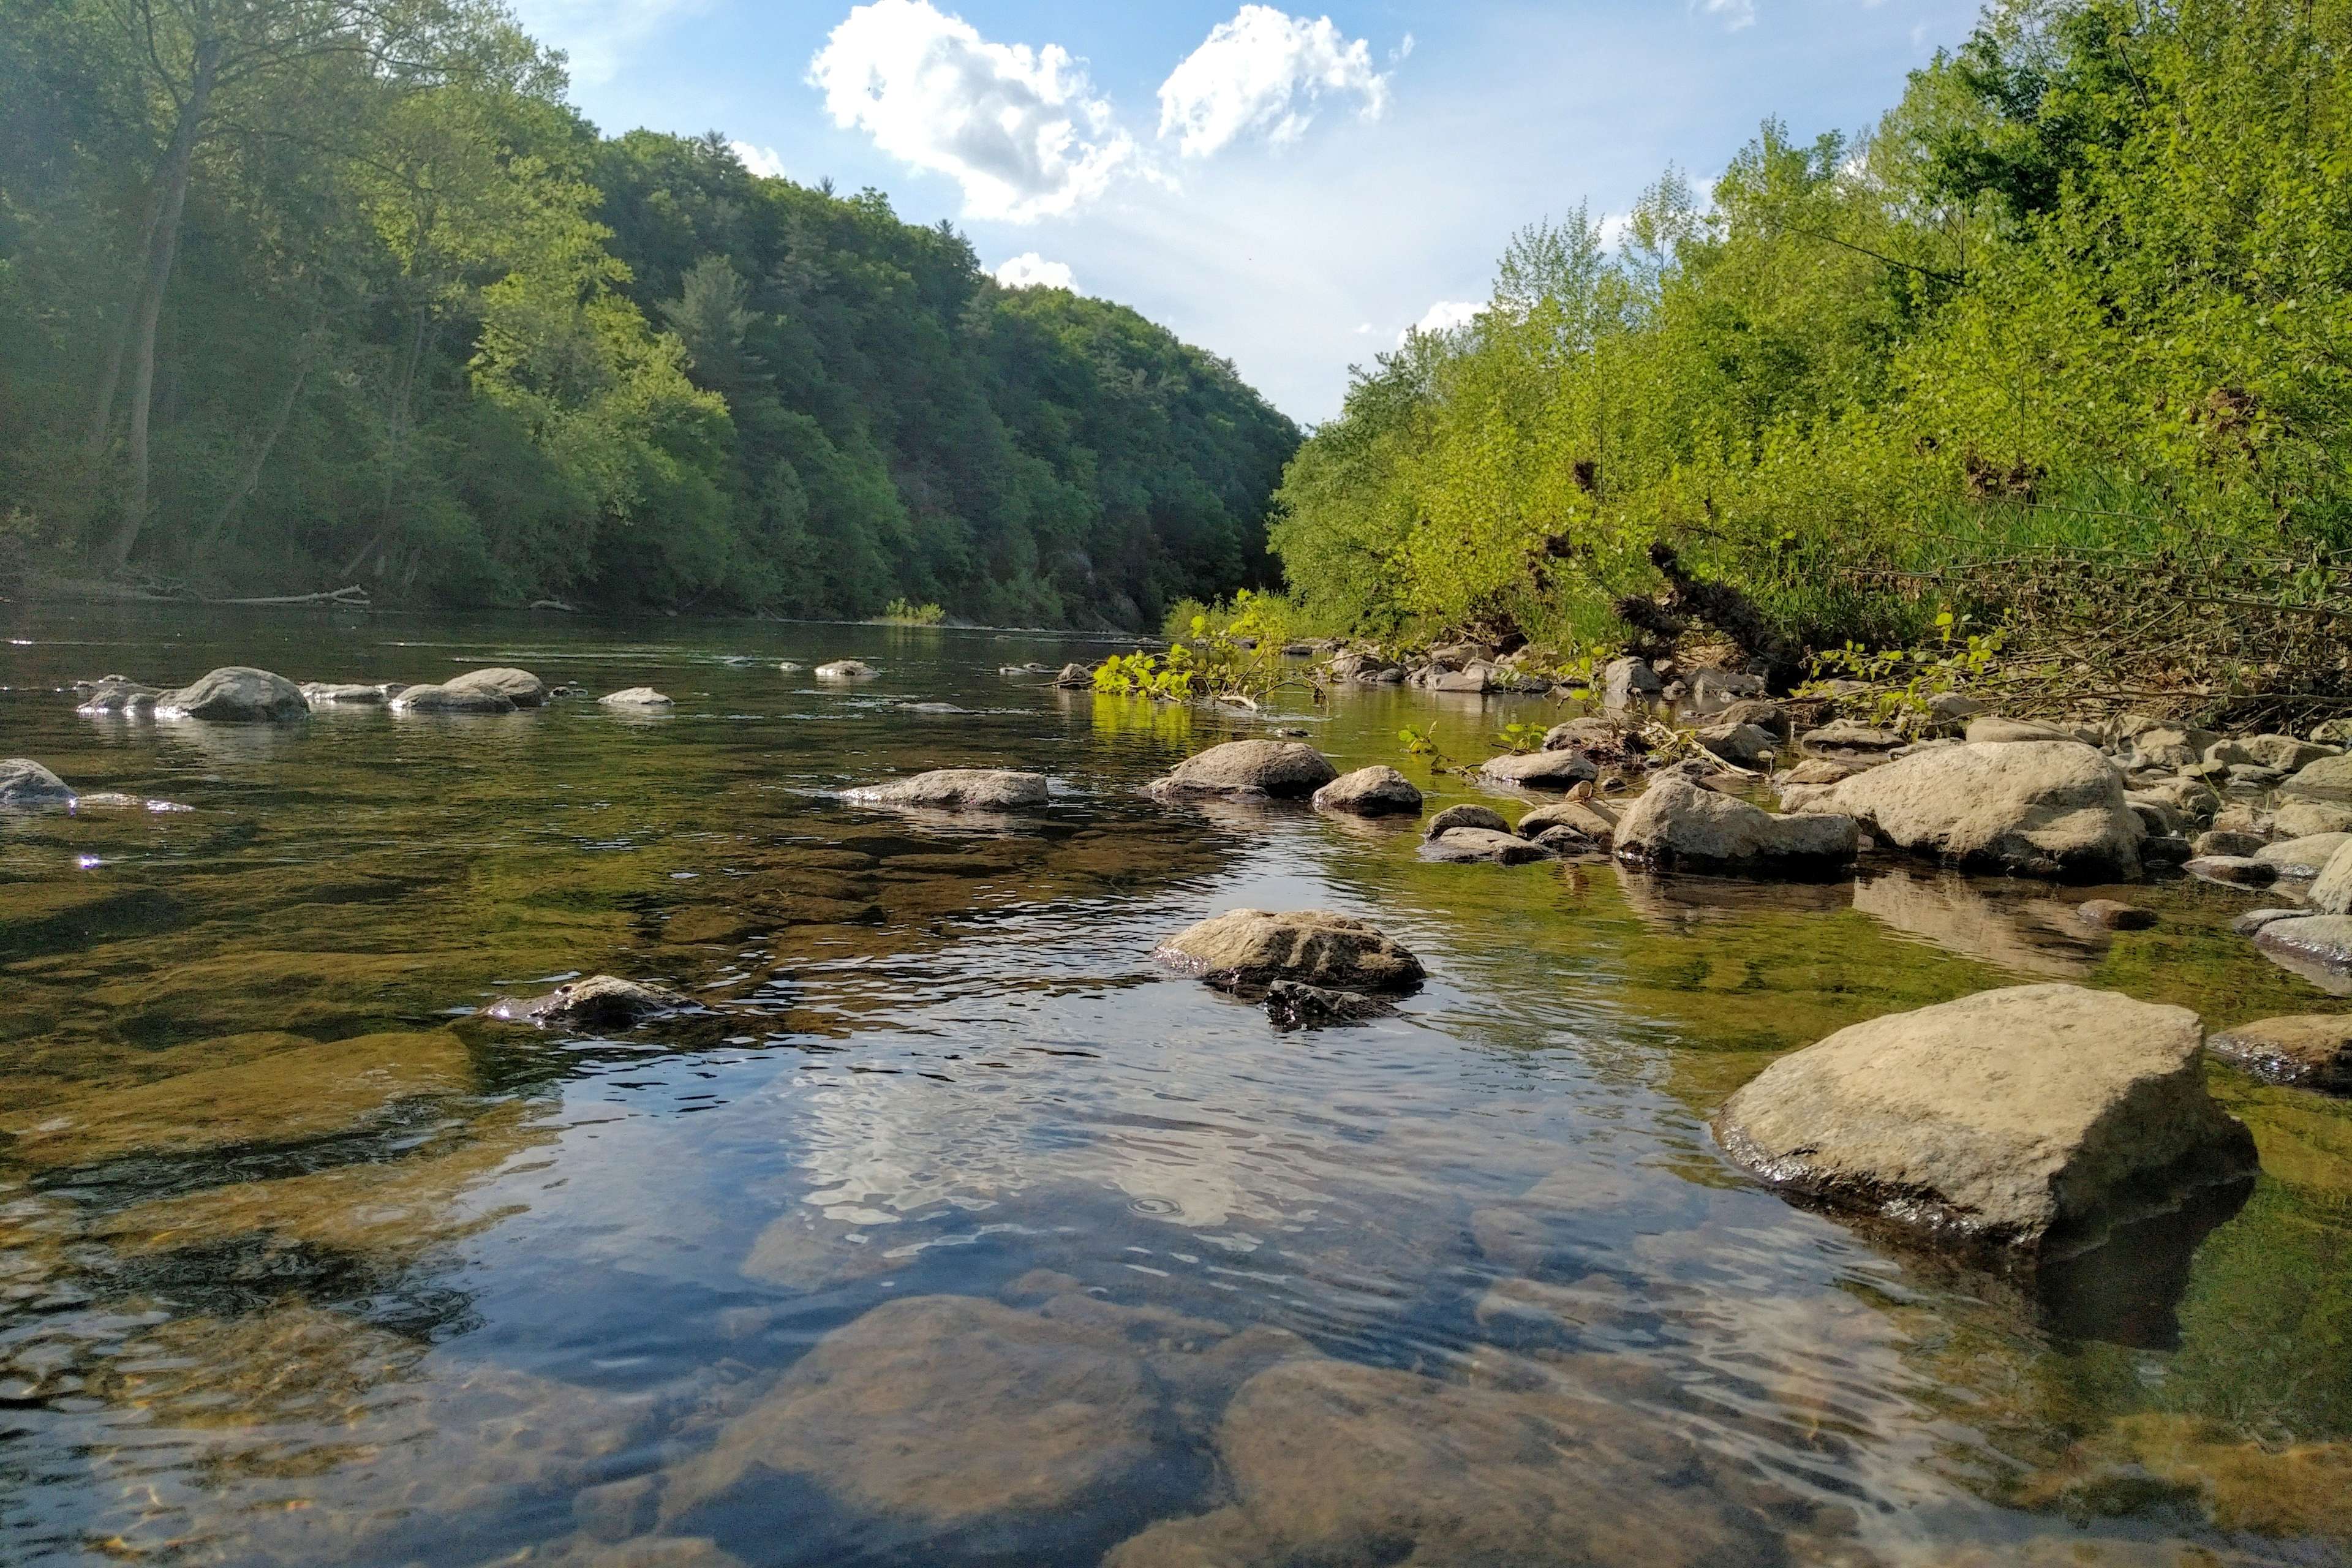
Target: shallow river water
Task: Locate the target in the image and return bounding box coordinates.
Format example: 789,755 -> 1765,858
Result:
1,606 -> 2349,1568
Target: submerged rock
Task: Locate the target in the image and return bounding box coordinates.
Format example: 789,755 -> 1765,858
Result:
0,758 -> 75,809
446,666 -> 547,707
77,677 -> 159,715
1104,1359 -> 1816,1568
1264,979 -> 1392,1030
1714,984 -> 2257,1258
600,687 -> 674,709
1615,774 -> 1856,874
1420,826 -> 1554,864
156,666 -> 309,722
2074,899 -> 2155,932
1153,908 -> 1424,993
842,768 -> 1049,811
1142,739 -> 1337,801
1311,764 -> 1422,817
2185,855 -> 2278,889
1476,748 -> 1598,791
1782,741 -> 2141,879
488,975 -> 692,1029
1423,803 -> 1511,838
815,660 -> 877,682
2206,1015 -> 2352,1093
390,682 -> 518,714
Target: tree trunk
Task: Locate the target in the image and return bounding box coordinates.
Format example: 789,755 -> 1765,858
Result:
100,39 -> 221,572
84,178 -> 173,460
207,345 -> 312,545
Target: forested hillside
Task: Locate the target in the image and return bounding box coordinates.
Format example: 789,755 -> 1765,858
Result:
0,0 -> 1298,625
1270,0 -> 2352,707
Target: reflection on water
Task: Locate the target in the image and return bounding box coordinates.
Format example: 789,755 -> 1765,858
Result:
2,604 -> 2350,1567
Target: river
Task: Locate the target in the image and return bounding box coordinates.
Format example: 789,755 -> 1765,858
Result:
1,605 -> 2346,1567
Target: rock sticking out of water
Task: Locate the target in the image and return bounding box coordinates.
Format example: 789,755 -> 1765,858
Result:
1423,803 -> 1509,838
1310,764 -> 1422,817
1142,739 -> 1336,801
2207,1015 -> 2352,1093
2185,854 -> 2277,888
1264,979 -> 1392,1030
157,666 -> 311,722
77,676 -> 159,715
448,666 -> 548,707
1781,741 -> 2142,879
1052,662 -> 1092,688
1615,774 -> 1856,875
0,757 -> 75,809
1421,826 -> 1553,864
1476,748 -> 1599,791
301,682 -> 389,706
488,975 -> 692,1029
1153,908 -> 1424,993
1715,983 -> 2258,1260
815,660 -> 878,682
2253,915 -> 2352,982
600,687 -> 674,709
391,683 -> 518,714
842,768 -> 1049,811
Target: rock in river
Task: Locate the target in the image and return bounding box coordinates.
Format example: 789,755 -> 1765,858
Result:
600,687 -> 674,709
0,758 -> 75,809
842,768 -> 1049,811
1264,980 -> 1391,1030
445,666 -> 547,707
1142,739 -> 1336,801
1311,764 -> 1422,817
2206,1015 -> 2352,1093
488,975 -> 692,1029
1421,827 -> 1553,865
1714,984 -> 2258,1259
1599,656 -> 1664,712
1781,741 -> 2141,879
815,660 -> 878,682
1615,774 -> 1857,874
1476,748 -> 1599,791
2253,915 -> 2352,976
156,666 -> 309,722
77,676 -> 159,715
391,683 -> 518,714
301,682 -> 388,706
1153,908 -> 1424,993
1423,803 -> 1511,838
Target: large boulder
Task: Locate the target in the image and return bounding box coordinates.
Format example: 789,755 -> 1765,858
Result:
842,769 -> 1049,812
445,666 -> 546,706
1783,741 -> 2141,878
1143,740 -> 1336,801
1103,1360 -> 1816,1568
1615,774 -> 1856,874
390,683 -> 517,714
1152,908 -> 1423,993
2207,1016 -> 2352,1093
1476,748 -> 1598,791
1311,764 -> 1422,817
156,666 -> 309,722
814,660 -> 878,683
0,759 -> 75,809
1714,984 -> 2258,1257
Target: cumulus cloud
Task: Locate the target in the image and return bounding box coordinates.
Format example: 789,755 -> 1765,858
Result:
807,0 -> 1134,223
730,141 -> 789,180
1697,0 -> 1757,30
994,253 -> 1077,292
1398,299 -> 1484,345
1158,6 -> 1391,158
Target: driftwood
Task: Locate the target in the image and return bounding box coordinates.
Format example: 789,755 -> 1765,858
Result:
206,584 -> 369,607
527,598 -> 578,612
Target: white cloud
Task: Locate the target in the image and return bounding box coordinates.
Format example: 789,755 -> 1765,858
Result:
1698,0 -> 1757,30
994,252 -> 1077,291
506,0 -> 707,86
1157,6 -> 1391,158
807,0 -> 1134,223
730,141 -> 789,180
1398,299 -> 1484,345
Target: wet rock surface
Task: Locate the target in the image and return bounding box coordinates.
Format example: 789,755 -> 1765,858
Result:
842,768 -> 1049,812
0,756 -> 75,807
488,975 -> 693,1029
2207,1014 -> 2352,1092
1716,984 -> 2258,1257
157,665 -> 310,722
1153,908 -> 1424,992
1143,739 -> 1338,801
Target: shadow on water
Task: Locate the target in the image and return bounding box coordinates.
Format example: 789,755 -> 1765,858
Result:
0,605 -> 2349,1564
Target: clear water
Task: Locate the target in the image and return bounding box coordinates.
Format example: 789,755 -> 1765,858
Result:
1,605 -> 2348,1568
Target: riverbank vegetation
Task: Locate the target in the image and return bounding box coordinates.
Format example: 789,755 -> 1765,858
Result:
1258,0 -> 2352,720
0,0 -> 1297,626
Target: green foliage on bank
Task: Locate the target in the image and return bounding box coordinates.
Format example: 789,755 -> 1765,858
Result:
1268,0 -> 2352,699
0,0 -> 1297,625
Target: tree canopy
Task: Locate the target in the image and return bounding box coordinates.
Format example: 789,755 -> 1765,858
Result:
0,0 -> 1298,625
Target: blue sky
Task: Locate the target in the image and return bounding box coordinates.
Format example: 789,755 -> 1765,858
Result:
510,0 -> 1988,421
